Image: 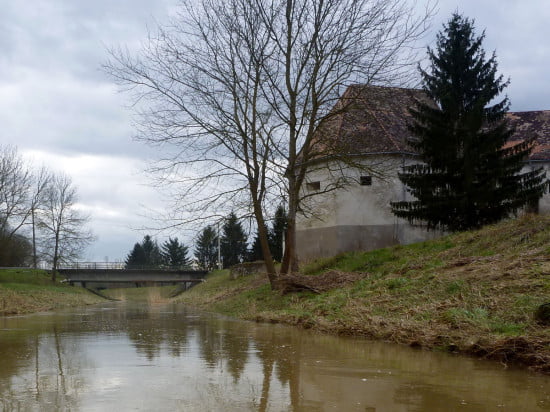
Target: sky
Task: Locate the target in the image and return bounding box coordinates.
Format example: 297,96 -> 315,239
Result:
1,0 -> 549,262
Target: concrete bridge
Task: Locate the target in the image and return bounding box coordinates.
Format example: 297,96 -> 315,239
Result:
58,263 -> 208,289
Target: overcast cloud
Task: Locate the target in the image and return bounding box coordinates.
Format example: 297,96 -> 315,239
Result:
1,0 -> 549,262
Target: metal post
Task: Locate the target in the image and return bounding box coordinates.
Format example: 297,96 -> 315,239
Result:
217,221 -> 222,270
282,230 -> 285,260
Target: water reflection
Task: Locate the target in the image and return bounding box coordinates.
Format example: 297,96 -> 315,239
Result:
0,302 -> 548,411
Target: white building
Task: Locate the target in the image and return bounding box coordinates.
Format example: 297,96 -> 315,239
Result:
296,85 -> 550,261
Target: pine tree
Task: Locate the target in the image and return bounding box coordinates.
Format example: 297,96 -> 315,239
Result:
220,212 -> 248,268
391,14 -> 546,231
194,225 -> 218,270
161,237 -> 190,268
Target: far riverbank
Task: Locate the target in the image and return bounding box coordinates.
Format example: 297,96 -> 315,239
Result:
0,268 -> 104,315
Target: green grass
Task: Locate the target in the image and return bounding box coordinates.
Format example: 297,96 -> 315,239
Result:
0,268 -> 56,285
174,214 -> 550,371
0,268 -> 104,315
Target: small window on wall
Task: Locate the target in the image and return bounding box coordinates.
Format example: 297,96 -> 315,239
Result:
306,181 -> 321,191
360,175 -> 372,186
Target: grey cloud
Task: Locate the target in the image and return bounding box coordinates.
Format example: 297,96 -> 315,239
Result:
2,0 -> 550,261
429,0 -> 550,111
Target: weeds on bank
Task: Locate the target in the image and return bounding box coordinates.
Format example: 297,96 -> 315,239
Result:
178,215 -> 549,372
0,268 -> 104,315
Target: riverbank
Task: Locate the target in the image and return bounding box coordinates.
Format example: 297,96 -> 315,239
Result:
175,214 -> 550,373
0,268 -> 104,315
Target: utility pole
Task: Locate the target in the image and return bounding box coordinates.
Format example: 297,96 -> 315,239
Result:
217,220 -> 222,270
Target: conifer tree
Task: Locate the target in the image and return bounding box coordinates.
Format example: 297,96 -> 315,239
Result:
247,229 -> 265,262
269,205 -> 287,262
141,235 -> 162,266
247,206 -> 287,262
391,14 -> 546,231
220,212 -> 248,268
125,242 -> 145,268
125,235 -> 162,268
194,225 -> 218,270
161,237 -> 190,268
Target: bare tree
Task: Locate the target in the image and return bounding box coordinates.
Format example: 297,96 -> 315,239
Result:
38,174 -> 94,280
0,145 -> 33,239
30,166 -> 52,268
105,0 -> 433,289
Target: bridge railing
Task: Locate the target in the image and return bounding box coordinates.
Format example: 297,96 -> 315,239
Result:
58,262 -> 198,271
58,262 -> 126,270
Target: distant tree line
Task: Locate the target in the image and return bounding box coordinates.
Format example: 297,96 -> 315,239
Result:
0,145 -> 94,279
125,206 -> 287,271
125,235 -> 190,269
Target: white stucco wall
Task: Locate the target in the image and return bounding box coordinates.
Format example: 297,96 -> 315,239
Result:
296,156 -> 550,261
529,162 -> 550,214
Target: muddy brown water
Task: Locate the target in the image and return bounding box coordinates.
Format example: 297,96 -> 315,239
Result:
0,302 -> 548,411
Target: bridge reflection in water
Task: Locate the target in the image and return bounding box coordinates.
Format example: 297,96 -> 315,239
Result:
57,263 -> 208,289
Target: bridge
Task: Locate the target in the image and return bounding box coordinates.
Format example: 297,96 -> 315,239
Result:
57,262 -> 208,289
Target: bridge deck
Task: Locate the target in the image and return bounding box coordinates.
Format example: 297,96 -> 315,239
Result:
58,268 -> 208,286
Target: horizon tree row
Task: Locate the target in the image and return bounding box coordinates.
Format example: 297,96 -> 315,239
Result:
127,206 -> 287,271
125,235 -> 190,268
195,207 -> 287,270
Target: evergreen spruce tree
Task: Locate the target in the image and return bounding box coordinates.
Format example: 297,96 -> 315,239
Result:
194,225 -> 218,270
391,14 -> 546,231
247,227 -> 266,262
220,212 -> 248,268
140,235 -> 162,267
125,235 -> 162,268
161,237 -> 190,268
125,242 -> 146,268
269,205 -> 287,262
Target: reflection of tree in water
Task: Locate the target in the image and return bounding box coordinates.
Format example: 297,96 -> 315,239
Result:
127,329 -> 164,361
252,325 -> 301,411
125,305 -> 193,361
221,322 -> 250,383
195,318 -> 252,382
196,318 -> 225,369
0,321 -> 91,411
166,321 -> 191,358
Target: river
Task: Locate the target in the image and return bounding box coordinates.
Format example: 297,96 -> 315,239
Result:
0,302 -> 548,411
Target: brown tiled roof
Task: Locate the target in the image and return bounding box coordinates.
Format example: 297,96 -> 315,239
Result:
310,85 -> 427,158
312,84 -> 550,162
506,111 -> 550,161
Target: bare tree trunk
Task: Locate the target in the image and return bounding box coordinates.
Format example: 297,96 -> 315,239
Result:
105,0 -> 433,290
254,204 -> 278,287
258,358 -> 274,412
52,234 -> 59,282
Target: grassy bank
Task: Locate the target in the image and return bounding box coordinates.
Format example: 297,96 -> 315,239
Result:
175,214 -> 550,373
0,268 -> 104,315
